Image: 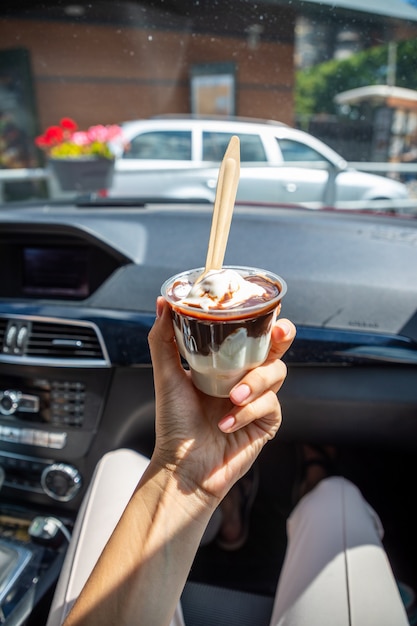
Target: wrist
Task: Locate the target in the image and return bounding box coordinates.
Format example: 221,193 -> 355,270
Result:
144,457 -> 220,522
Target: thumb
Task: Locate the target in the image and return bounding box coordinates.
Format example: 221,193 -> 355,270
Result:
268,318 -> 296,360
148,297 -> 183,386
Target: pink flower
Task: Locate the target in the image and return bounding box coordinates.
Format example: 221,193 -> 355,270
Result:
71,131 -> 90,146
106,125 -> 123,140
87,125 -> 110,143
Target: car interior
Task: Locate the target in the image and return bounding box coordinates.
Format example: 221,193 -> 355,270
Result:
1,1 -> 417,625
0,203 -> 416,625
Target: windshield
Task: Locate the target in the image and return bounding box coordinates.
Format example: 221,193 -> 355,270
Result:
1,0 -> 417,215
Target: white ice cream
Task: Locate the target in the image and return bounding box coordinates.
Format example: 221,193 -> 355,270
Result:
176,268 -> 266,311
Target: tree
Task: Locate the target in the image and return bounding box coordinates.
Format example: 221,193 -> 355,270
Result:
295,39 -> 417,119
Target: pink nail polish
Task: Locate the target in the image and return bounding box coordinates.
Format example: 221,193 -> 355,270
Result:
218,415 -> 236,432
231,384 -> 250,404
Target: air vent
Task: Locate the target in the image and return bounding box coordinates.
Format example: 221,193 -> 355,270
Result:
0,316 -> 109,365
28,321 -> 105,360
0,319 -> 7,347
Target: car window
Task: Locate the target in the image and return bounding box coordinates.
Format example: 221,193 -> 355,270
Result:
277,138 -> 329,163
1,1 -> 416,213
123,131 -> 192,160
203,132 -> 267,162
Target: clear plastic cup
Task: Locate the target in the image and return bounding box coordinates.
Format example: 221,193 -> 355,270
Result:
161,266 -> 287,397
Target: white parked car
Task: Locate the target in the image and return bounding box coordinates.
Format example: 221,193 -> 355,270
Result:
109,116 -> 409,209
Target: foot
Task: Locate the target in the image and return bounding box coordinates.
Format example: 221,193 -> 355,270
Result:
218,485 -> 245,545
297,444 -> 336,500
216,465 -> 259,551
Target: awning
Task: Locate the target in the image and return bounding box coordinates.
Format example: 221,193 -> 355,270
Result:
335,85 -> 417,109
297,0 -> 417,22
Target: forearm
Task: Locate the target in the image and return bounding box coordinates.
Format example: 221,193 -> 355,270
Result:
63,461 -> 218,626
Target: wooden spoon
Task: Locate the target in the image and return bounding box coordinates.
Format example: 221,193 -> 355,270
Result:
197,135 -> 240,282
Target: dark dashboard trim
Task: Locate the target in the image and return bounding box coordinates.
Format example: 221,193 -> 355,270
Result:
0,303 -> 416,368
287,325 -> 417,365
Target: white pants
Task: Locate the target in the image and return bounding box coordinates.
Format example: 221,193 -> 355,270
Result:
270,476 -> 409,625
46,449 -> 408,626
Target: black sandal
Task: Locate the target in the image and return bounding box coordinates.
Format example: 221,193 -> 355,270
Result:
292,444 -> 337,505
216,464 -> 259,551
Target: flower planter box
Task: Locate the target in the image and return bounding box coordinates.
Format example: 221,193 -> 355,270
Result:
49,157 -> 115,192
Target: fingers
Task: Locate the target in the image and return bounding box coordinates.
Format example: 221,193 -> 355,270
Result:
219,387 -> 282,434
220,318 -> 295,434
149,302 -> 295,436
268,318 -> 296,361
220,362 -> 285,433
229,318 -> 295,406
148,297 -> 184,389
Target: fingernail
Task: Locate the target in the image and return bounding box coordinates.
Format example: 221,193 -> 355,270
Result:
218,415 -> 236,432
278,321 -> 291,336
230,383 -> 251,404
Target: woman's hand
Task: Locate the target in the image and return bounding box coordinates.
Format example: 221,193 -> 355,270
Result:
64,297 -> 296,626
148,296 -> 296,502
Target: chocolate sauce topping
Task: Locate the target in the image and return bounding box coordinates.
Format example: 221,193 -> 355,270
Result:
172,308 -> 276,356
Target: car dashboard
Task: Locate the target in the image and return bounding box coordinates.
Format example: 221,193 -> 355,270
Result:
0,202 -> 416,623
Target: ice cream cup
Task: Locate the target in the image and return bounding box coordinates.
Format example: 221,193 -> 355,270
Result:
161,266 -> 287,397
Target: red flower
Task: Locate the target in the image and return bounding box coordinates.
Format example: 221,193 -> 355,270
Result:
60,117 -> 78,132
43,125 -> 65,145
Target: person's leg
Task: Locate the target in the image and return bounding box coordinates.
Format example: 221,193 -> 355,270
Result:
269,476 -> 409,626
46,449 -> 186,626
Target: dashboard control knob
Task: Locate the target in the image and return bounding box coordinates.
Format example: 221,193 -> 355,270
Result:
41,463 -> 82,502
0,390 -> 21,416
